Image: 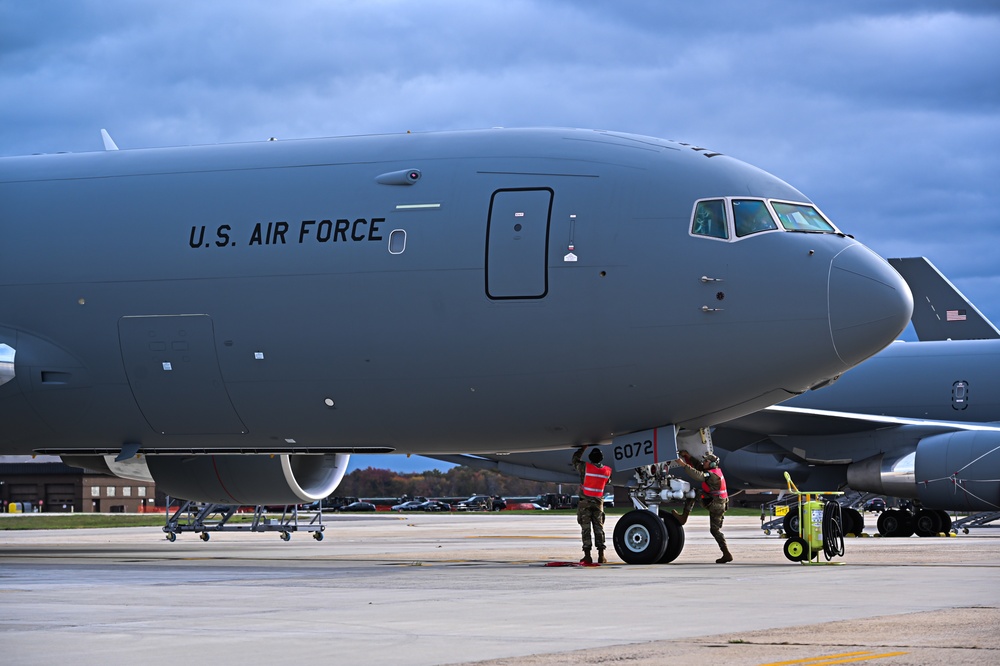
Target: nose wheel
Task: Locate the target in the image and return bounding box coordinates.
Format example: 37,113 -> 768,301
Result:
612,510 -> 668,564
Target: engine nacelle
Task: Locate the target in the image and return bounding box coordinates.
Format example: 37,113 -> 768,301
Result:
914,431 -> 1000,511
62,453 -> 350,505
847,430 -> 1000,511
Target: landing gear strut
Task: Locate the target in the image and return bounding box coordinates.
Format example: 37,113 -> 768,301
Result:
612,461 -> 695,565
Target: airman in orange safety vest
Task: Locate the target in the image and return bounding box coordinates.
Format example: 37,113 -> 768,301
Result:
674,452 -> 732,563
572,445 -> 613,564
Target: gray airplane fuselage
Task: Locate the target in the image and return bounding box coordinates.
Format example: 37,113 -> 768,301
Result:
713,338 -> 1000,511
789,339 -> 1000,422
0,128 -> 909,464
450,338 -> 1000,512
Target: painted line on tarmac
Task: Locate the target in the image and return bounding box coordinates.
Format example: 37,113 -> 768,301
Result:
463,535 -> 573,539
758,649 -> 909,666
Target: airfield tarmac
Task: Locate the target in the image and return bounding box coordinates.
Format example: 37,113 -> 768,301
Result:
0,513 -> 997,666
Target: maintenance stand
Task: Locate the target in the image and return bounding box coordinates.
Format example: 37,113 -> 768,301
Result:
163,498 -> 325,542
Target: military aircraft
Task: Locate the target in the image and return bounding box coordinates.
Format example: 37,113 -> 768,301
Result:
0,127 -> 911,506
719,257 -> 1000,537
887,257 -> 1000,342
441,257 -> 1000,541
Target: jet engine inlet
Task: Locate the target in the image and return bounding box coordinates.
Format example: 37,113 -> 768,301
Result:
0,343 -> 14,388
846,431 -> 1000,512
143,453 -> 351,505
61,453 -> 351,505
846,450 -> 917,499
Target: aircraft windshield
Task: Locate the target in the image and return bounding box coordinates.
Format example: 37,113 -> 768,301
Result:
771,202 -> 836,232
690,198 -> 838,241
733,199 -> 777,237
692,199 -> 729,239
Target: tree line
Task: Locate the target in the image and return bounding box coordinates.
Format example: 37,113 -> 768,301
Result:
337,465 -> 570,500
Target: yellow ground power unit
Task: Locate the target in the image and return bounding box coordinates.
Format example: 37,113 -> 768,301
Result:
781,472 -> 846,565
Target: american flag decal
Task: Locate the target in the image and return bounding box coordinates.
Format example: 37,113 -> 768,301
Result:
947,309 -> 967,321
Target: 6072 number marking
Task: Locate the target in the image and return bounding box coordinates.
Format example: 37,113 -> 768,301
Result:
614,440 -> 653,461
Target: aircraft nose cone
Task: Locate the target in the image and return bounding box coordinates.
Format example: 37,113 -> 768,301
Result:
829,244 -> 913,367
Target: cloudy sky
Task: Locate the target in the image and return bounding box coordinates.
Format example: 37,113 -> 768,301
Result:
3,1 -> 998,472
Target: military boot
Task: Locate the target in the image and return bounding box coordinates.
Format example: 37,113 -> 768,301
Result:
715,546 -> 733,564
597,549 -> 607,564
580,549 -> 593,565
671,509 -> 689,525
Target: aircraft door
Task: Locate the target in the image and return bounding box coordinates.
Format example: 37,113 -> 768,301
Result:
486,188 -> 552,299
118,314 -> 248,435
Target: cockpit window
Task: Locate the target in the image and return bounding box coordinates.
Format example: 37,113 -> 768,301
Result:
692,199 -> 728,239
771,202 -> 836,232
733,199 -> 777,237
690,198 -> 838,242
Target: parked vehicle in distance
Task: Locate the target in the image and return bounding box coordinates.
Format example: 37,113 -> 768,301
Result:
419,500 -> 451,512
391,500 -> 426,512
454,495 -> 491,511
532,493 -> 576,510
503,500 -> 551,510
304,496 -> 359,511
863,497 -> 887,513
389,500 -> 423,511
339,501 -> 377,512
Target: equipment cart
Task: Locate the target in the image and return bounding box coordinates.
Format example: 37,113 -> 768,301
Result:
779,472 -> 846,564
163,499 -> 326,542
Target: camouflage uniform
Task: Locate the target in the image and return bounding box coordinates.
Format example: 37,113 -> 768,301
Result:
678,458 -> 732,563
572,448 -> 609,558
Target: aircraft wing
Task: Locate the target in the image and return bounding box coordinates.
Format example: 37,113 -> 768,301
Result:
719,404 -> 1000,437
426,453 -> 581,485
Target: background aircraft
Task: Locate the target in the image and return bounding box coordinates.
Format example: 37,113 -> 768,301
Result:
887,257 -> 1000,342
0,128 -> 910,506
441,257 -> 1000,538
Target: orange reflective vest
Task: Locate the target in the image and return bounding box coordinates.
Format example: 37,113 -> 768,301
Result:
582,462 -> 612,497
702,467 -> 728,500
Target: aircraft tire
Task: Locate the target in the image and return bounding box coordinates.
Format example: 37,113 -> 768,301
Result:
878,509 -> 899,537
915,509 -> 942,537
782,509 -> 801,538
895,511 -> 915,537
843,508 -> 864,536
935,510 -> 953,534
612,510 -> 668,565
878,509 -> 915,537
200,532 -> 210,542
656,510 -> 686,563
877,510 -> 900,537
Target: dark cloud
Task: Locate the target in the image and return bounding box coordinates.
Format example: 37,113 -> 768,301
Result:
2,0 -> 998,325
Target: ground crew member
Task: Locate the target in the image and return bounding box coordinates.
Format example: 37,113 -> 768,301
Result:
674,452 -> 733,563
572,445 -> 612,564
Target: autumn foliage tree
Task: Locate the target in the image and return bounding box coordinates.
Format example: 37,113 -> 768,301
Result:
337,465 -> 567,500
